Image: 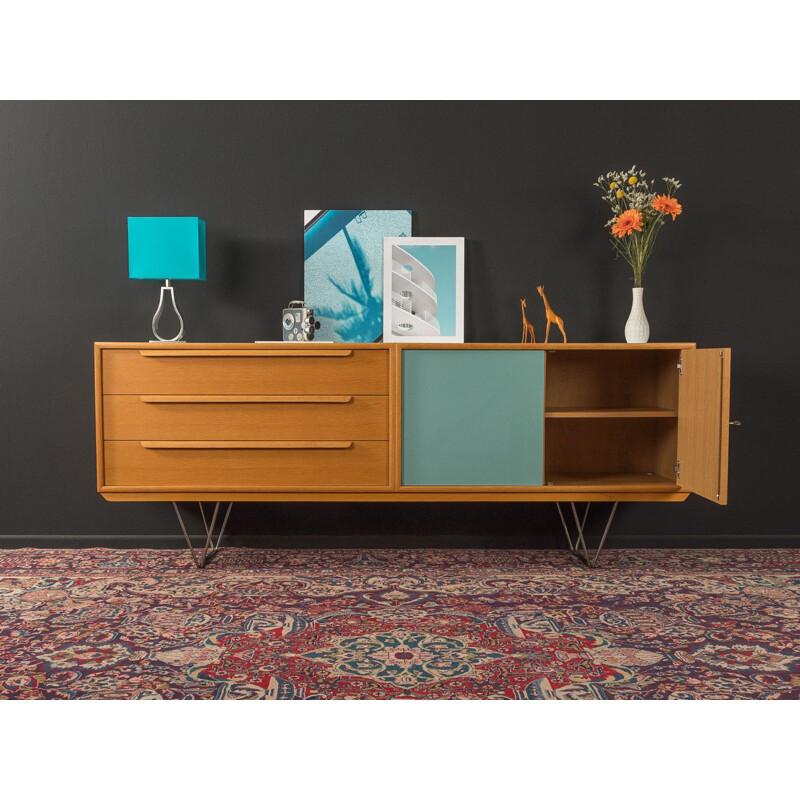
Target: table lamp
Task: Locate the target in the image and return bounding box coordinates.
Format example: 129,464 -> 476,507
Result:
128,217 -> 206,342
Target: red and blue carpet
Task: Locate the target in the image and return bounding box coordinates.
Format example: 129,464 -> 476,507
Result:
1,548 -> 798,699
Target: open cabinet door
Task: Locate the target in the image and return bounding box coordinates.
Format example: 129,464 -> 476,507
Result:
677,348 -> 731,504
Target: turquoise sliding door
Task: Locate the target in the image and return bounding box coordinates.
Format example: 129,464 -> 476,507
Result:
402,349 -> 545,486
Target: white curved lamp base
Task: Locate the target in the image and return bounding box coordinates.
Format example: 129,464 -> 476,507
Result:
151,280 -> 186,342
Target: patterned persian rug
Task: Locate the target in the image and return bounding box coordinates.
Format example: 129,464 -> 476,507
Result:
1,548 -> 798,700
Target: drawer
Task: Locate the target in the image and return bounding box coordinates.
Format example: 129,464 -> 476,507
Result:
103,440 -> 389,489
102,348 -> 389,395
104,395 -> 389,441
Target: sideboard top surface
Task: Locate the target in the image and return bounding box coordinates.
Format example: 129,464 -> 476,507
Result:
95,342 -> 698,350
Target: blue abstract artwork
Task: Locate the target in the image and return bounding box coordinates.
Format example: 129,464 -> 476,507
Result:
304,210 -> 412,342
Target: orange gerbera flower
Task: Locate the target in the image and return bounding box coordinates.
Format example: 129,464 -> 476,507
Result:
652,194 -> 682,220
611,209 -> 644,238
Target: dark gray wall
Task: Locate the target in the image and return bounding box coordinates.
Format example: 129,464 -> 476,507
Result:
1,101 -> 798,548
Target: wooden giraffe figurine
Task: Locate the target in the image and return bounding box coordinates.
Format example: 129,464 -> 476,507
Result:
520,298 -> 536,343
537,285 -> 567,343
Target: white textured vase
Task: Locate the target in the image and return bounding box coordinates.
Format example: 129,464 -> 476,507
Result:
624,287 -> 650,343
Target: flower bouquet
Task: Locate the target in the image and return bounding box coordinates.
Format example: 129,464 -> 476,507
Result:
594,167 -> 683,342
594,166 -> 682,287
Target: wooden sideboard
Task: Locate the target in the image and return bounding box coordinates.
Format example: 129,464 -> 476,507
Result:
94,342 -> 731,565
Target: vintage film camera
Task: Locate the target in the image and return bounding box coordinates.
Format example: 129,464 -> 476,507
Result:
282,301 -> 321,342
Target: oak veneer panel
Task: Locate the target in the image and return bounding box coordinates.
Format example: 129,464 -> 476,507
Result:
544,417 -> 678,477
677,348 -> 731,504
396,343 -> 695,350
102,348 -> 388,395
652,419 -> 679,482
104,440 -> 389,489
717,351 -> 731,505
104,395 -> 389,441
140,440 -> 354,449
545,407 -> 677,418
94,344 -> 105,490
103,490 -> 690,502
139,349 -> 354,358
545,473 -> 678,490
389,343 -> 399,491
654,351 -> 681,411
138,395 -> 354,403
545,350 -> 680,411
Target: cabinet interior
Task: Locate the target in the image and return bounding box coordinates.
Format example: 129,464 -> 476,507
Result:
544,349 -> 681,488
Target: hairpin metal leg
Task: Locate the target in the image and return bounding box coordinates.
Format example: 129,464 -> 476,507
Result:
172,501 -> 233,568
556,501 -> 618,568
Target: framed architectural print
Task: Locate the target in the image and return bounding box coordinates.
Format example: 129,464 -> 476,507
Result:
383,237 -> 464,343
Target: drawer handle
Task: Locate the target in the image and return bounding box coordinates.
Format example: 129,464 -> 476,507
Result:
139,349 -> 353,358
139,395 -> 353,404
140,440 -> 354,450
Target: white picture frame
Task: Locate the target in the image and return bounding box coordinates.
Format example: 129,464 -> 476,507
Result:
382,236 -> 464,343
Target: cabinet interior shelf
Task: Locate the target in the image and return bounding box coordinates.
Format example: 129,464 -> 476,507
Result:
545,472 -> 678,490
545,407 -> 678,419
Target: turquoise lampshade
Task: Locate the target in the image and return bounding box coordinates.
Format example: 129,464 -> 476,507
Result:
127,216 -> 206,342
128,217 -> 206,280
